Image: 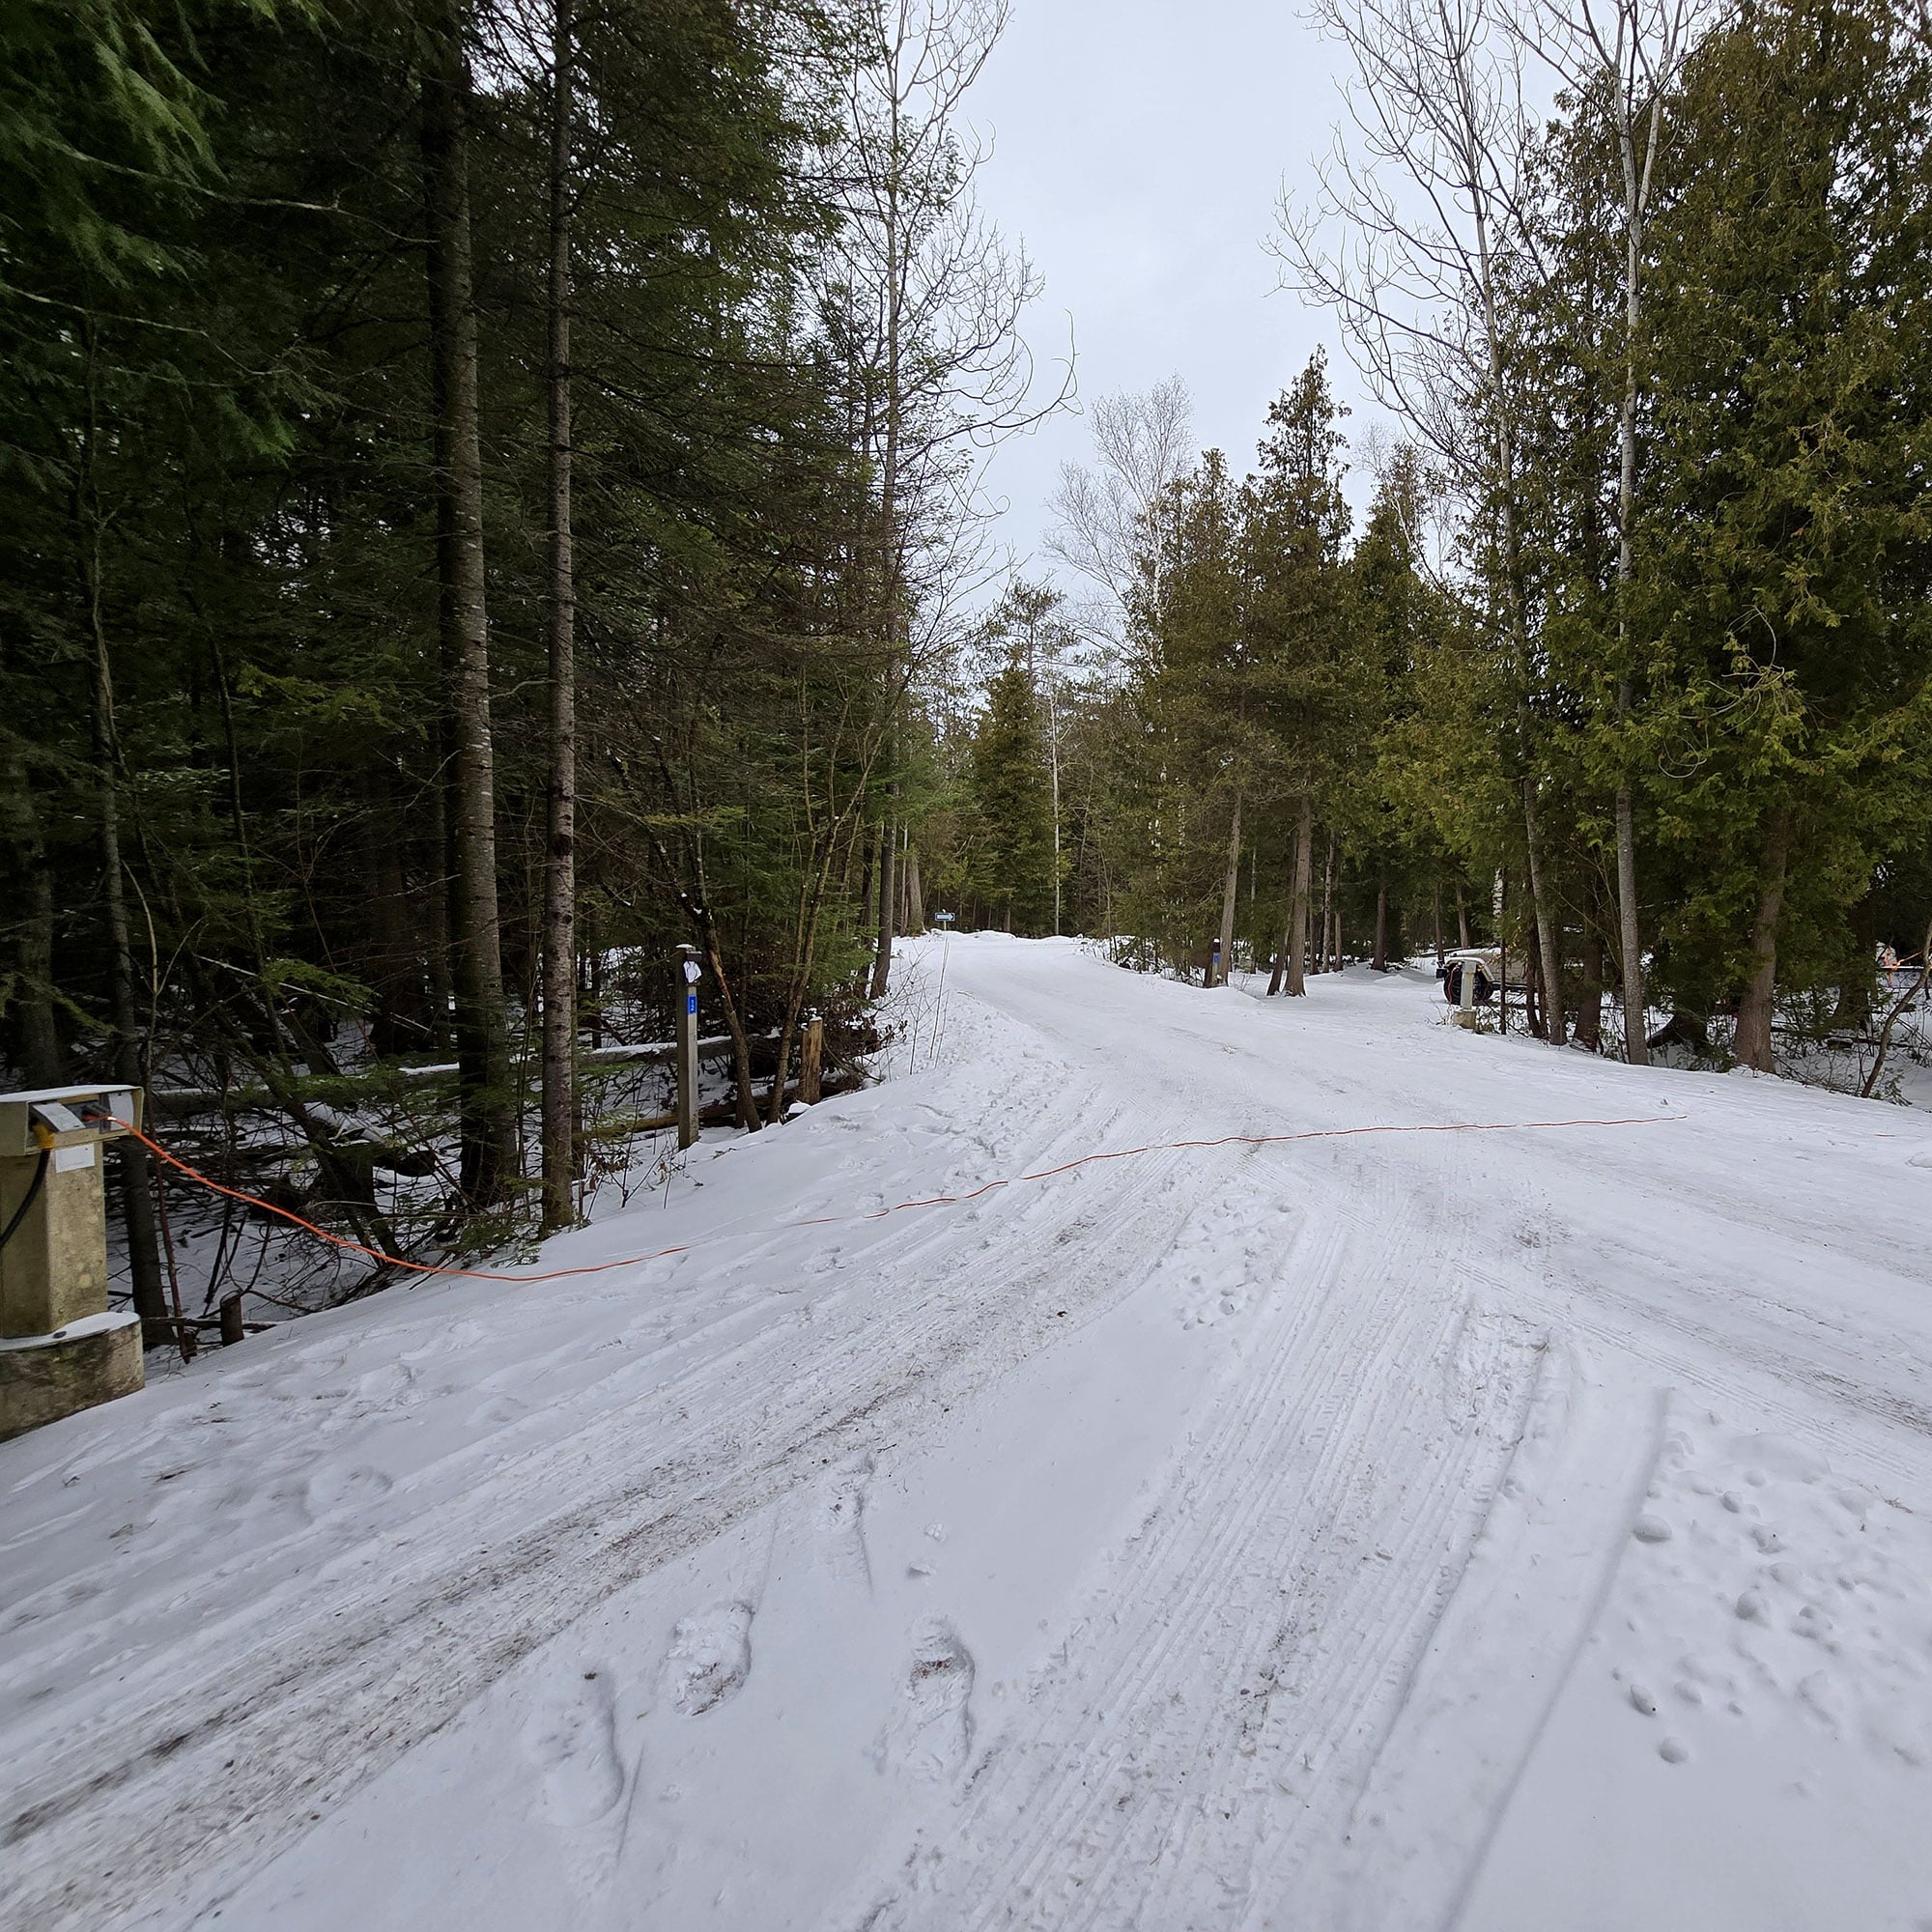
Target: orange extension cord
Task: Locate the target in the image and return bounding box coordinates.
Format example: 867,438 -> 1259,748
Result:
115,1111 -> 1686,1290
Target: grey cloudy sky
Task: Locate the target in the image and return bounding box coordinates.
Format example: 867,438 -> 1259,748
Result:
963,0 -> 1381,592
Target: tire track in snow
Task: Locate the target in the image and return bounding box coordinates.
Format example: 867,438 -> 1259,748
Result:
0,1007 -> 1218,1932
0,987 -> 1102,1701
837,1145 -> 1548,1932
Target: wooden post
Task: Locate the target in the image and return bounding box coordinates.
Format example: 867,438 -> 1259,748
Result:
219,1293 -> 245,1347
675,945 -> 700,1151
801,1010 -> 823,1106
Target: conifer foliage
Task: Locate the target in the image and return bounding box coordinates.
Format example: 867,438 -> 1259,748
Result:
1044,0 -> 1932,1070
5,0 -> 1929,1334
0,0 -> 1053,1315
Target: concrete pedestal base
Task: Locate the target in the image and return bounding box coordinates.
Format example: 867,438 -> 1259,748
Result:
0,1311 -> 144,1442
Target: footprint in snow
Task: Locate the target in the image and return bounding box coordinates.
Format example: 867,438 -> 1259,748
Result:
662,1601 -> 754,1716
468,1393 -> 526,1430
817,1452 -> 875,1586
304,1464 -> 393,1514
524,1666 -> 626,1825
877,1616 -> 974,1781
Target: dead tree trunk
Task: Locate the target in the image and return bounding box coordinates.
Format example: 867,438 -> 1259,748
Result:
423,9 -> 515,1208
1372,876 -> 1389,972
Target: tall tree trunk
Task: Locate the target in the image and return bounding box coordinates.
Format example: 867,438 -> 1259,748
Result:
857,818 -> 876,942
77,336 -> 166,1343
1321,832 -> 1337,971
1614,782 -> 1647,1065
1213,792 -> 1242,986
904,845 -> 924,935
1521,777 -> 1565,1043
88,586 -> 167,1344
1046,680 -> 1062,935
870,781 -> 896,998
1576,924 -> 1605,1052
1432,883 -> 1443,969
1265,868 -> 1288,996
1372,876 -> 1389,972
1610,96 -> 1665,1069
423,12 -> 514,1208
2,750 -> 61,1085
1456,886 -> 1470,950
423,719 -> 455,1052
870,123 -> 906,999
1732,809 -> 1789,1074
539,0 -> 578,1234
1288,795 -> 1314,995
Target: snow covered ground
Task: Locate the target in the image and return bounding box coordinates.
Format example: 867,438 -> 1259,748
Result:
6,933 -> 1932,1932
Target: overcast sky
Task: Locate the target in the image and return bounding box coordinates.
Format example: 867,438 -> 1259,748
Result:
961,0 -> 1382,596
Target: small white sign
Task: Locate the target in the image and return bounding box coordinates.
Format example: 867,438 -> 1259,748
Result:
54,1144 -> 96,1174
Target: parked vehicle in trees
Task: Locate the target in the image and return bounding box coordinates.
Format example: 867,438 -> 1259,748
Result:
1438,948 -> 1525,1008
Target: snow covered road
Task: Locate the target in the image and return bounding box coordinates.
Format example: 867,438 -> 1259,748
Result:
6,935 -> 1932,1930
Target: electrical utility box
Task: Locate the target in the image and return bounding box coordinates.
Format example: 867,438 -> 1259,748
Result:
0,1086 -> 146,1442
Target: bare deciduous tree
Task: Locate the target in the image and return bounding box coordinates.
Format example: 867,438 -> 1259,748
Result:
1046,376 -> 1194,645
829,0 -> 1068,998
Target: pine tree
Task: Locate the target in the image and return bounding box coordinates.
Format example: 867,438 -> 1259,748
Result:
968,656 -> 1056,934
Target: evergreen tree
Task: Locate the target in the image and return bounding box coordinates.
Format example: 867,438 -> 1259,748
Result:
1638,0 -> 1932,1067
968,655 -> 1056,934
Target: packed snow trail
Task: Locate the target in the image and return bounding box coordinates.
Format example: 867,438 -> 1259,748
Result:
4,936 -> 1931,1931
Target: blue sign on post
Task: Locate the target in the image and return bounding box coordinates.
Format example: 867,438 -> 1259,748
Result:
687,991 -> 697,1015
